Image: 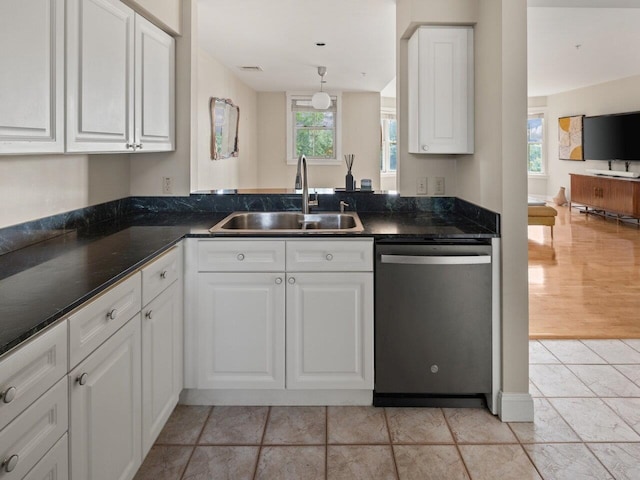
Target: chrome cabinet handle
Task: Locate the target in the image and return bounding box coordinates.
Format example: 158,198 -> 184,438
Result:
288,277 -> 295,285
77,373 -> 88,386
2,454 -> 18,473
325,253 -> 333,261
126,143 -> 135,150
145,310 -> 153,319
106,308 -> 118,320
0,386 -> 16,404
135,143 -> 143,149
237,253 -> 245,261
160,270 -> 168,279
422,145 -> 430,152
275,277 -> 283,285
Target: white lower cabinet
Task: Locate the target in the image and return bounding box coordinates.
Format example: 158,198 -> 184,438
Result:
69,316 -> 142,480
0,379 -> 68,480
286,272 -> 373,389
187,238 -> 374,400
141,280 -> 182,455
23,433 -> 68,480
196,273 -> 285,389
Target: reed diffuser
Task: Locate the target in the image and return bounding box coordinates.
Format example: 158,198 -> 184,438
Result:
344,154 -> 355,191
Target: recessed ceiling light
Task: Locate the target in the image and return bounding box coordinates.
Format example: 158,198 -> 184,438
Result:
315,42 -> 326,47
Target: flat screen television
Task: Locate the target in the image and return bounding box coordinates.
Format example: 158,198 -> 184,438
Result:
583,112 -> 640,161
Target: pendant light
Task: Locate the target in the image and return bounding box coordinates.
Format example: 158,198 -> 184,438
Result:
311,66 -> 331,110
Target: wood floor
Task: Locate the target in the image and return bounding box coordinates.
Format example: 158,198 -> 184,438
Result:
528,204 -> 640,339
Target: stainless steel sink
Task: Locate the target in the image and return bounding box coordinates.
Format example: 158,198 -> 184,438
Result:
209,211 -> 364,233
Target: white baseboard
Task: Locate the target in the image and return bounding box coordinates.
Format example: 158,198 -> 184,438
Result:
180,388 -> 373,406
498,391 -> 534,422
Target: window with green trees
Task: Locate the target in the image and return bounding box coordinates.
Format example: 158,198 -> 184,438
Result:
527,114 -> 544,174
287,94 -> 340,164
295,111 -> 335,159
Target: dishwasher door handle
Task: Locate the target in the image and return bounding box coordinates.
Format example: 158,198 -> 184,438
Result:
380,254 -> 491,265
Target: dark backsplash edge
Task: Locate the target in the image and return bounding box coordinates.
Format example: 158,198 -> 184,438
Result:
1,193 -> 499,255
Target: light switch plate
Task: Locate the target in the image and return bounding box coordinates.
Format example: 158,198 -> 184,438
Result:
416,177 -> 428,195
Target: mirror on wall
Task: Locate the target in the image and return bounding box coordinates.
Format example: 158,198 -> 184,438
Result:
210,97 -> 240,160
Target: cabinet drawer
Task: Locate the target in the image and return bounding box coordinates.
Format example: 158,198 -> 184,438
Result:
197,240 -> 286,272
0,378 -> 68,480
142,246 -> 180,306
0,321 -> 67,432
69,272 -> 141,369
23,433 -> 68,480
286,240 -> 373,272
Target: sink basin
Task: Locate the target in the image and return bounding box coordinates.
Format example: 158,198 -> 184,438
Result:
209,211 -> 364,233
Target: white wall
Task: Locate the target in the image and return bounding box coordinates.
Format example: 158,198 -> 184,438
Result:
397,0 -> 531,420
0,154 -> 130,228
194,49 -> 258,191
396,0 -> 478,197
131,0 -> 197,197
256,92 -> 382,190
544,75 -> 640,201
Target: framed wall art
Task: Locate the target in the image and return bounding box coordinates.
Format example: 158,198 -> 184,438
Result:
558,115 -> 584,161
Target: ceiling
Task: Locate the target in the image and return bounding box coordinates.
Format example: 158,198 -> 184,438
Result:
197,0 -> 640,99
528,2 -> 640,96
197,0 -> 396,93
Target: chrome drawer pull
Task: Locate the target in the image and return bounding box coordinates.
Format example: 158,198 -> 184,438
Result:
106,308 -> 118,320
0,386 -> 17,404
77,373 -> 89,386
2,454 -> 18,473
160,270 -> 168,279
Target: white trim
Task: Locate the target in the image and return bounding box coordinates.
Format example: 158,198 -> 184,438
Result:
498,391 -> 534,422
179,388 -> 372,406
488,237 -> 501,415
286,91 -> 342,165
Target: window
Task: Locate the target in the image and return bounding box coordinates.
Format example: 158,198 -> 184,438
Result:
286,93 -> 342,165
381,114 -> 397,173
527,113 -> 544,174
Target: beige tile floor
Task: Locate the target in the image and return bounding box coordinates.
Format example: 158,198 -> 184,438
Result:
135,339 -> 640,480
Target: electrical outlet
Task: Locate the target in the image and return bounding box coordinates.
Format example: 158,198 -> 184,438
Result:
162,177 -> 172,194
433,177 -> 445,195
416,177 -> 428,195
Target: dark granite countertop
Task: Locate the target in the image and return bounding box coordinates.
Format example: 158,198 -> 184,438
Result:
0,209 -> 497,356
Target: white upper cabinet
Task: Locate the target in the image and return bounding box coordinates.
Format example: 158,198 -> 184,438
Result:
66,0 -> 135,153
67,0 -> 175,153
0,0 -> 64,154
134,14 -> 175,152
408,26 -> 474,154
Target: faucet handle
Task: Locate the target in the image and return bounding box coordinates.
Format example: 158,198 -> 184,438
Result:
340,201 -> 349,213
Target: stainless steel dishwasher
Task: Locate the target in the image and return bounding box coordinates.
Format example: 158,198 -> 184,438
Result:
374,240 -> 492,407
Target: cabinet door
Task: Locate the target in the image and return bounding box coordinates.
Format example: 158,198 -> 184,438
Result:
66,0 -> 135,153
603,178 -> 635,216
69,316 -> 141,480
134,14 -> 175,152
196,273 -> 285,389
408,26 -> 474,154
141,281 -> 181,456
570,174 -> 598,207
286,272 -> 373,389
0,0 -> 64,154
